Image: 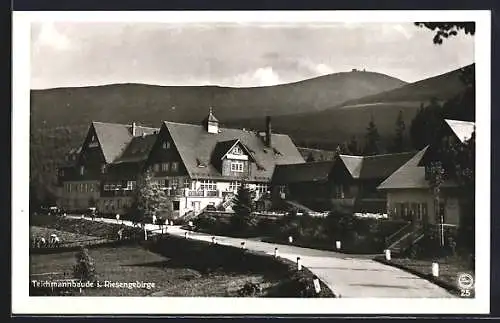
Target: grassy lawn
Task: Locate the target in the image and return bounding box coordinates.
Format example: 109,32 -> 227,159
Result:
30,245 -> 287,297
379,256 -> 475,297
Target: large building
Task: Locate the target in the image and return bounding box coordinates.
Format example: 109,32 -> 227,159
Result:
56,109 -> 305,217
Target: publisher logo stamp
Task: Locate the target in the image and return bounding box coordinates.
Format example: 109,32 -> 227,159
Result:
457,273 -> 474,297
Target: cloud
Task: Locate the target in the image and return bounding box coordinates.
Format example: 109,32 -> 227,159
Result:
229,67 -> 282,87
33,23 -> 72,51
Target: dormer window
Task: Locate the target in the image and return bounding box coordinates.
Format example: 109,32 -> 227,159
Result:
163,141 -> 171,149
232,146 -> 243,155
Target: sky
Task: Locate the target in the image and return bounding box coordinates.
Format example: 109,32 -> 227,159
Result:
30,22 -> 475,89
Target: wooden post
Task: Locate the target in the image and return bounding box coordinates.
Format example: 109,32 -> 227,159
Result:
432,262 -> 439,277
297,257 -> 302,271
335,241 -> 341,250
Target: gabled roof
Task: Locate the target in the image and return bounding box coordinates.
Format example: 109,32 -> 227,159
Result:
378,146 -> 458,190
91,122 -> 158,164
339,151 -> 416,180
272,160 -> 335,184
163,121 -> 304,181
444,119 -> 475,144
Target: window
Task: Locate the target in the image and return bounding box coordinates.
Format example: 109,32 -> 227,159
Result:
172,201 -> 180,211
117,199 -> 121,209
200,180 -> 216,191
171,178 -> 179,188
171,162 -> 179,172
80,165 -> 85,176
230,161 -> 244,172
126,181 -> 135,190
229,181 -> 241,192
153,164 -> 160,172
110,184 -> 115,191
163,141 -> 171,149
232,146 -> 243,155
335,185 -> 345,199
184,178 -> 191,188
59,169 -> 65,177
104,184 -> 110,191
101,164 -> 107,174
161,163 -> 169,172
255,183 -> 269,194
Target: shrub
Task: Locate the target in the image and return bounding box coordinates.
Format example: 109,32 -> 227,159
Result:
73,247 -> 97,281
237,282 -> 262,297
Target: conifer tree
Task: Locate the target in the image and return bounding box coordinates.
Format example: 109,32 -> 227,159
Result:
231,183 -> 257,232
392,110 -> 406,152
363,115 -> 381,155
131,169 -> 168,228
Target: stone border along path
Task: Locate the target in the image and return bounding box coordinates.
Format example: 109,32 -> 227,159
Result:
67,215 -> 456,298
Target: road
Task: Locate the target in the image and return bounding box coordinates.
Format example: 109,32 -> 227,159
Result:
71,215 -> 456,298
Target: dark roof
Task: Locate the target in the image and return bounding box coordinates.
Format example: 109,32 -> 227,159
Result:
272,151 -> 416,184
378,147 -> 458,190
346,151 -> 417,180
164,121 -> 304,181
92,122 -> 158,164
113,133 -> 158,164
297,147 -> 337,161
272,161 -> 335,184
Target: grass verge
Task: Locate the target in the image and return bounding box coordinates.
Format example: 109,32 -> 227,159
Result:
374,255 -> 475,298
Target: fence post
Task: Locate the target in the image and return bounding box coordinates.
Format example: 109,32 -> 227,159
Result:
274,247 -> 279,258
385,249 -> 391,261
297,257 -> 302,271
335,240 -> 341,250
313,275 -> 321,294
432,262 -> 439,277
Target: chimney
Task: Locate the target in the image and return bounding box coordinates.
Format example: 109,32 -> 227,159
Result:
265,116 -> 272,147
132,122 -> 136,136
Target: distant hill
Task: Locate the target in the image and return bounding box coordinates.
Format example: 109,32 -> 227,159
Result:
30,70 -> 406,195
30,70 -> 407,129
226,64 -> 474,150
